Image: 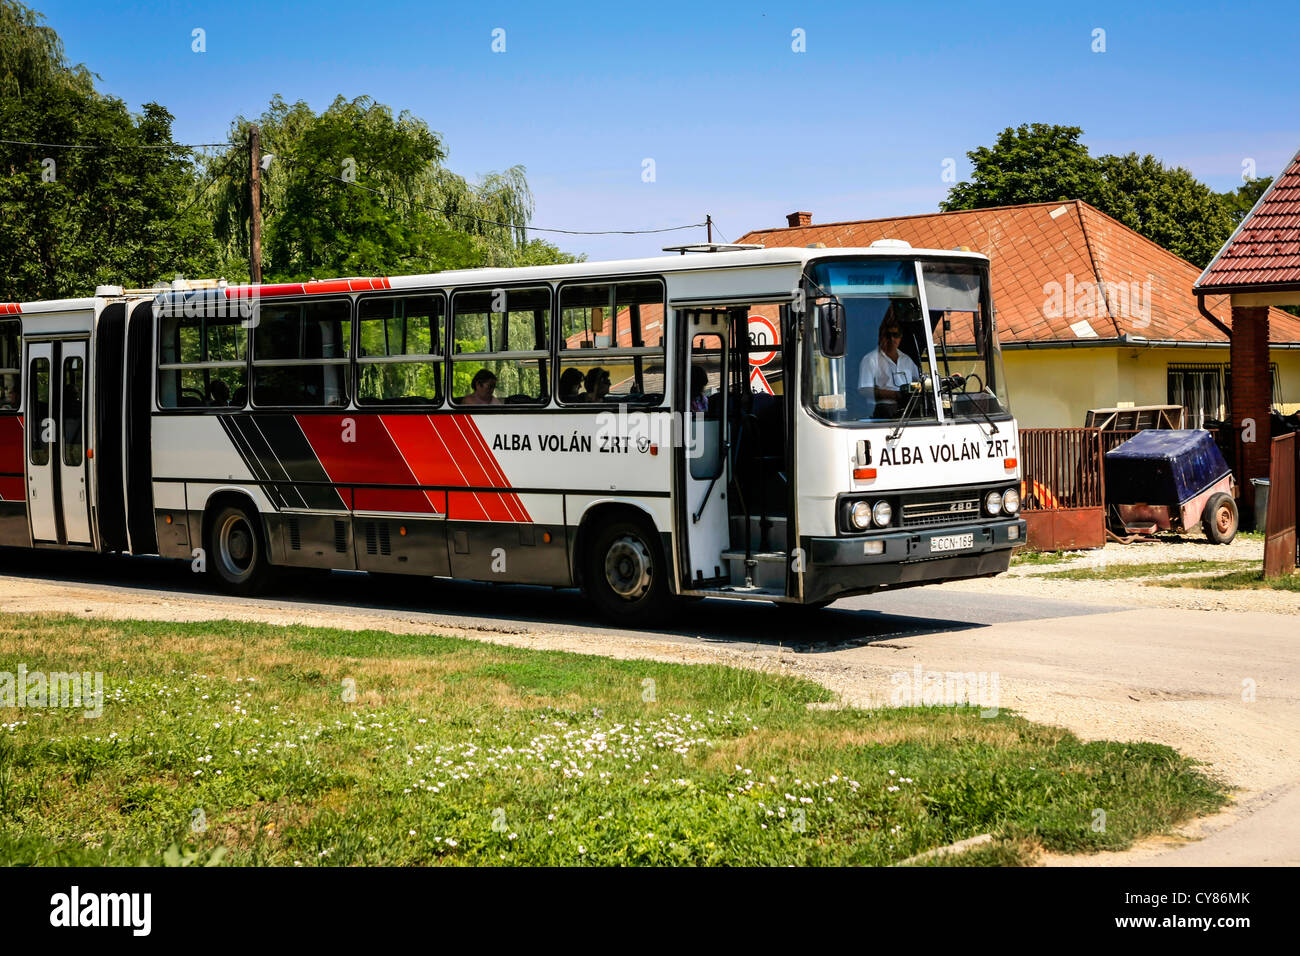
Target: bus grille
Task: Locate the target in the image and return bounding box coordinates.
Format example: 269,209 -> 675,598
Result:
901,495 -> 981,528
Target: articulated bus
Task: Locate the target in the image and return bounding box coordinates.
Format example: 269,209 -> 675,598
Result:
0,242 -> 1024,622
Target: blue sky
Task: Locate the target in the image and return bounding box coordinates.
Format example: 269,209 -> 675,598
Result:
35,0 -> 1300,262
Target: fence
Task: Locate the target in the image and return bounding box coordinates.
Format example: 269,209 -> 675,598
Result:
1017,428 -> 1107,550
1263,432 -> 1297,578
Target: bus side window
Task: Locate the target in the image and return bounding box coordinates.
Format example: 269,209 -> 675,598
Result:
450,287 -> 550,406
0,319 -> 20,410
356,294 -> 445,406
557,280 -> 665,407
252,299 -> 351,408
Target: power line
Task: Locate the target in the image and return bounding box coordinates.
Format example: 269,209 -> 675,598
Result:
2,136 -> 708,238
286,155 -> 705,237
0,138 -> 230,150
173,149 -> 244,223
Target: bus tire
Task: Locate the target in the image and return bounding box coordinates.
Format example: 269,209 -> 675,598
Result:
206,502 -> 273,595
583,518 -> 668,625
1202,493 -> 1238,544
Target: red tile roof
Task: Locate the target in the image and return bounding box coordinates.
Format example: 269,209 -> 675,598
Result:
1197,146 -> 1300,291
738,201 -> 1300,345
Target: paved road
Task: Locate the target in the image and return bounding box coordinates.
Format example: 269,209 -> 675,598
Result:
0,548 -> 1114,650
2,548 -> 1295,866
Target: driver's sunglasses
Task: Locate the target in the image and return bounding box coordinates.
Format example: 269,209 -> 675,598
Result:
883,329 -> 903,339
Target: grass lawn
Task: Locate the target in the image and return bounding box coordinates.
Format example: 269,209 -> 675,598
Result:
0,614 -> 1227,866
1010,549 -> 1078,566
1041,559 -> 1258,581
1155,568 -> 1300,591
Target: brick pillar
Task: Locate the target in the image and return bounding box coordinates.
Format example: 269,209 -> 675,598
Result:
1230,305 -> 1271,525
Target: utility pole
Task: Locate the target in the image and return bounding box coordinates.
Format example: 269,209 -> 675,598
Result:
706,214 -> 712,244
249,124 -> 262,284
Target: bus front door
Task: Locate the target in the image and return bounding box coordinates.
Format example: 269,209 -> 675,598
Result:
681,312 -> 729,586
25,339 -> 93,547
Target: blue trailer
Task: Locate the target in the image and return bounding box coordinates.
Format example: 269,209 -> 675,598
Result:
1104,429 -> 1238,543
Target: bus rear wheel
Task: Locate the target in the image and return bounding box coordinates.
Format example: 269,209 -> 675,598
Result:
584,519 -> 668,625
207,503 -> 273,595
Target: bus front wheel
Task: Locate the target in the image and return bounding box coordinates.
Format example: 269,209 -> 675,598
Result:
584,519 -> 667,625
207,503 -> 273,595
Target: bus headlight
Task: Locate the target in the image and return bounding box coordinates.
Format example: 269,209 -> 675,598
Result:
850,501 -> 873,530
984,491 -> 1003,516
1002,487 -> 1020,514
872,500 -> 892,527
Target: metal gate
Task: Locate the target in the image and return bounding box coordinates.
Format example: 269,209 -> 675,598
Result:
1018,428 -> 1107,550
1263,432 -> 1297,578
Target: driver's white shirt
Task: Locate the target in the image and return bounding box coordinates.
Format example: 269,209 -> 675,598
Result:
859,348 -> 919,393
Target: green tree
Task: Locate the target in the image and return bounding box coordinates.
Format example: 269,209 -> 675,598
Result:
0,0 -> 218,300
1223,175 -> 1273,226
941,123 -> 1245,267
204,95 -> 580,282
940,124 -> 1104,212
1094,152 -> 1235,266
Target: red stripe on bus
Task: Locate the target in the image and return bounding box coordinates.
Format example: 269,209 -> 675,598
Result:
454,415 -> 531,522
292,412 -> 531,524
0,304 -> 20,315
295,414 -> 437,514
384,415 -> 493,522
222,277 -> 392,299
0,416 -> 25,500
428,416 -> 515,521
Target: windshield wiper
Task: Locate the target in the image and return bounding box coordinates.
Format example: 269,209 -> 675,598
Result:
941,373 -> 1000,435
887,380 -> 926,441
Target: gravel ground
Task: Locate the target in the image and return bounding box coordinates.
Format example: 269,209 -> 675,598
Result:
943,533 -> 1300,616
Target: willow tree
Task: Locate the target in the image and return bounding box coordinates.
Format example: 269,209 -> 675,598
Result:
202,95 -> 579,282
0,0 -> 217,299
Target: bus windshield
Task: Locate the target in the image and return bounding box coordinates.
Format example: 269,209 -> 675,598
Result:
804,257 -> 1010,426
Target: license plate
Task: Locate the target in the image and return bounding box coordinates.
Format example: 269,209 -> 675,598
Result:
930,532 -> 974,553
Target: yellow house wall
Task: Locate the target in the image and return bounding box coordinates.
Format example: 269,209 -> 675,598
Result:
1001,349 -> 1119,428
1001,345 -> 1300,427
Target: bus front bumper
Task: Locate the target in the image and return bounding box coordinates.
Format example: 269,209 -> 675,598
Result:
801,518 -> 1026,604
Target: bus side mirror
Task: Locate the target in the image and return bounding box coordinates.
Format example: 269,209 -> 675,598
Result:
817,301 -> 846,357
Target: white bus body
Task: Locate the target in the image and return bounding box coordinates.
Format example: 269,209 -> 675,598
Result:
0,246 -> 1024,621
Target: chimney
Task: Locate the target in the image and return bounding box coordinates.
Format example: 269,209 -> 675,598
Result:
786,211 -> 812,228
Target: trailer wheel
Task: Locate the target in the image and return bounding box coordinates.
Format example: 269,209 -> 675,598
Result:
583,518 -> 668,625
207,503 -> 274,595
1202,493 -> 1238,545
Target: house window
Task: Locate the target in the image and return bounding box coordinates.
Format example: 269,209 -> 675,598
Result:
1167,362 -> 1281,428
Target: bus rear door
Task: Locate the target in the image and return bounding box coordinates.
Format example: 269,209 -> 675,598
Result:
26,338 -> 93,546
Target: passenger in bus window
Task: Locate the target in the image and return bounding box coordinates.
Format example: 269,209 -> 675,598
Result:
208,380 -> 230,407
462,369 -> 502,405
690,365 -> 709,413
582,367 -> 611,403
2,381 -> 17,408
559,367 -> 584,403
858,309 -> 919,417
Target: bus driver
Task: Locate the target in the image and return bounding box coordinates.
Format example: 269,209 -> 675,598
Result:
857,308 -> 918,418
